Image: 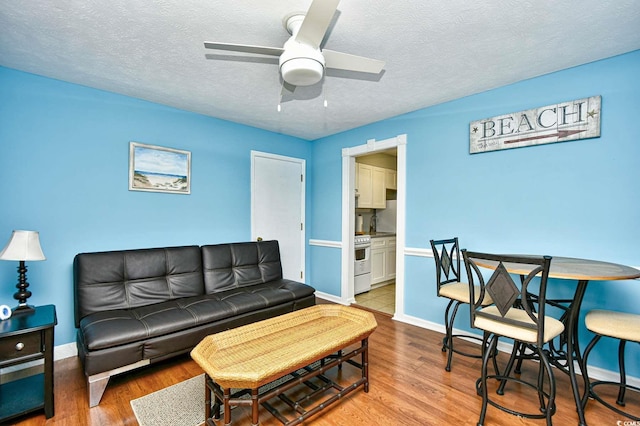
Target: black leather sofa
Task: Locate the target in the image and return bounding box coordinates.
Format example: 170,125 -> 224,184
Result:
74,240 -> 315,407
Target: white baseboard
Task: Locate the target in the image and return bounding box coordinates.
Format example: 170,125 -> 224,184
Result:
55,342 -> 78,360
315,291 -> 350,305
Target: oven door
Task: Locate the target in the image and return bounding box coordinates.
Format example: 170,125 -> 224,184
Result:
354,245 -> 371,276
355,246 -> 368,262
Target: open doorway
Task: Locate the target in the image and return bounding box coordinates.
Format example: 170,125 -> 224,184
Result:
340,135 -> 406,319
353,149 -> 397,314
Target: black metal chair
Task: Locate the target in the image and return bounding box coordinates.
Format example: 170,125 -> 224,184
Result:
430,238 -> 490,372
462,250 -> 564,426
580,309 -> 640,421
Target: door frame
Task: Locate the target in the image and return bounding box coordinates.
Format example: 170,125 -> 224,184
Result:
341,134 -> 407,317
251,150 -> 306,281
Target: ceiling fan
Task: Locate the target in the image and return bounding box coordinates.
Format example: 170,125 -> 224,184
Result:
203,0 -> 385,91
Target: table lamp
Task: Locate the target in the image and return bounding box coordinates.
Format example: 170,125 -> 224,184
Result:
0,230 -> 46,314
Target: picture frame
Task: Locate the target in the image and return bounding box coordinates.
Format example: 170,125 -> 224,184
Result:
129,142 -> 191,194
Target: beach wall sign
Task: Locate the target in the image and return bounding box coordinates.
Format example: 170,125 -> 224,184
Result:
469,96 -> 601,154
129,142 -> 191,194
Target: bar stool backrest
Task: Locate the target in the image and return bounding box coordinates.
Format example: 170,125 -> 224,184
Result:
430,238 -> 462,296
462,251 -> 552,348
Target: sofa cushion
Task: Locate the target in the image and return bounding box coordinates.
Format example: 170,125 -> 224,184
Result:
79,279 -> 315,351
78,294 -> 316,376
74,246 -> 204,326
79,297 -> 229,351
208,279 -> 314,316
202,240 -> 283,293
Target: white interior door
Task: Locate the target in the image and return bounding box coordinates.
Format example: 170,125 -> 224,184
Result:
251,151 -> 305,281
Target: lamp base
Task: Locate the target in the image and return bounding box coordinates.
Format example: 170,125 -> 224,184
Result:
13,260 -> 34,312
12,304 -> 35,315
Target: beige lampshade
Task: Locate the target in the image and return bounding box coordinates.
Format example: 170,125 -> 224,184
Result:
0,230 -> 46,261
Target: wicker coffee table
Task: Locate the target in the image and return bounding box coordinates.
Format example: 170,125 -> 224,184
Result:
191,304 -> 377,426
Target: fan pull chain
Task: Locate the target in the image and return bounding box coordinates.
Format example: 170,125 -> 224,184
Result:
277,80 -> 283,112
323,83 -> 328,108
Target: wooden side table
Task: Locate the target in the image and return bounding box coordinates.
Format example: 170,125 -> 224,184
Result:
0,304 -> 57,422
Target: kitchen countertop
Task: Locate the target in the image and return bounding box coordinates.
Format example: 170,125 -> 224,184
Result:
366,232 -> 396,238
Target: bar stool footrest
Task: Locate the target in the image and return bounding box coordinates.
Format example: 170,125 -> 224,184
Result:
445,334 -> 485,359
589,381 -> 640,421
476,375 -> 556,420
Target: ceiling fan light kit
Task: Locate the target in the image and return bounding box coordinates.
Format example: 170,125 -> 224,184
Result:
279,40 -> 325,86
280,57 -> 324,86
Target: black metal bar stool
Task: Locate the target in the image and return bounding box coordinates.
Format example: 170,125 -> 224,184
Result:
463,251 -> 565,426
581,309 -> 640,421
430,238 -> 491,371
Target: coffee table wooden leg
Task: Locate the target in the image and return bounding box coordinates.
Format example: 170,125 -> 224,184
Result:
251,387 -> 259,426
223,387 -> 231,426
205,375 -> 212,420
205,374 -> 222,422
363,338 -> 370,393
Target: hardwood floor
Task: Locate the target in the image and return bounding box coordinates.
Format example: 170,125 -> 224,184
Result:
10,300 -> 628,425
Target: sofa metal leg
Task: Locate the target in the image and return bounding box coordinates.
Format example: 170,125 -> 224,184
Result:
86,359 -> 151,407
88,375 -> 110,407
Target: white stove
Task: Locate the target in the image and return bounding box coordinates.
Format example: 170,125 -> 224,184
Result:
354,235 -> 371,294
354,235 -> 371,247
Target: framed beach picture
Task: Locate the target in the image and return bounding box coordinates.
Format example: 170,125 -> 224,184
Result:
129,142 -> 191,194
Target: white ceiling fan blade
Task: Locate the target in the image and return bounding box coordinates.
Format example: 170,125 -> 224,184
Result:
323,49 -> 385,74
295,0 -> 340,49
204,42 -> 284,57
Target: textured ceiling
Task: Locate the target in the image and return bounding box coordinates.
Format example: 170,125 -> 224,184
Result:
1,1 -> 639,140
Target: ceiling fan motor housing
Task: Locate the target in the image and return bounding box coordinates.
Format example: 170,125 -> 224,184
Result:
279,38 -> 325,86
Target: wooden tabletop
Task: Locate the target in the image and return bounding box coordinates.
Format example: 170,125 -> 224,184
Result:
471,256 -> 640,281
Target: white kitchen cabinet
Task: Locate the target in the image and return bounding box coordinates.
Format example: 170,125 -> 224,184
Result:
370,245 -> 386,284
356,163 -> 386,209
370,236 -> 396,285
385,169 -> 397,190
386,237 -> 396,280
356,163 -> 372,207
371,167 -> 386,208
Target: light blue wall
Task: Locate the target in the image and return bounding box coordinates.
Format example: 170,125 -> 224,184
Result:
310,50 -> 640,376
2,50 -> 639,378
0,67 -> 312,346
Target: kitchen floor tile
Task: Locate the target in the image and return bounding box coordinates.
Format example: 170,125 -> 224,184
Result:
355,282 -> 395,314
